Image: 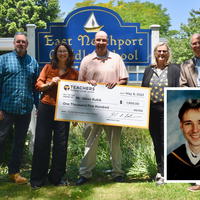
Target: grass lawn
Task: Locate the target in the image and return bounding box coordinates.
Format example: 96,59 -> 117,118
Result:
0,175 -> 199,200
1,127 -> 199,199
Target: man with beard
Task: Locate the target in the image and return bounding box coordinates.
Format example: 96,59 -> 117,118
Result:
0,32 -> 39,184
76,31 -> 128,185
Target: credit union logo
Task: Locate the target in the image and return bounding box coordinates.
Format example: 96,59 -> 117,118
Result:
64,85 -> 70,91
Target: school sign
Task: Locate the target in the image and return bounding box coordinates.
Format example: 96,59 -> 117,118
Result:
35,6 -> 152,81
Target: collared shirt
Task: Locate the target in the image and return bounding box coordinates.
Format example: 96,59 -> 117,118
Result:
0,51 -> 39,114
195,57 -> 200,86
78,51 -> 128,82
185,142 -> 200,165
36,64 -> 78,106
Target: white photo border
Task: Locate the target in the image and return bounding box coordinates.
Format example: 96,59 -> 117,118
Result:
164,87 -> 200,183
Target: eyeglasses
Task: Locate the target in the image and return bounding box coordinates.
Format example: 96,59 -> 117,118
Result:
157,50 -> 168,53
57,51 -> 68,54
15,40 -> 27,44
191,41 -> 200,46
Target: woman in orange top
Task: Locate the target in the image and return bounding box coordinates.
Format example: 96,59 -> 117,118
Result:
30,43 -> 78,189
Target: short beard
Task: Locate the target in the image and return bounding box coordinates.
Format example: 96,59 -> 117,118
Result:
15,48 -> 26,56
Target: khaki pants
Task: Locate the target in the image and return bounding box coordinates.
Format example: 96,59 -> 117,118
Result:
79,124 -> 124,178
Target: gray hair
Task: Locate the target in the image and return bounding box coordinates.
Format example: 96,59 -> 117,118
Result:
14,32 -> 28,41
153,42 -> 171,64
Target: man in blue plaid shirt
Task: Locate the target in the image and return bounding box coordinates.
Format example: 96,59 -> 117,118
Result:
0,32 -> 39,184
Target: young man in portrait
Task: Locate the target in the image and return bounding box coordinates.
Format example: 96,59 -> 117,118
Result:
167,99 -> 200,181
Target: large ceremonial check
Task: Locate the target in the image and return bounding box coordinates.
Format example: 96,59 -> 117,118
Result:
55,80 -> 151,128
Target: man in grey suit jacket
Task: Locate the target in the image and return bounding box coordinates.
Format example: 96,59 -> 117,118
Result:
180,33 -> 200,87
179,33 -> 200,191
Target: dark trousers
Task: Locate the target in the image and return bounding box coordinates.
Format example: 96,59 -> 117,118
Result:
30,103 -> 70,186
0,112 -> 31,174
149,102 -> 164,176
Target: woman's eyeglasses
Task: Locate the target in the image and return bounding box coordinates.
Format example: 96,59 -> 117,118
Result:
57,51 -> 68,54
157,50 -> 168,53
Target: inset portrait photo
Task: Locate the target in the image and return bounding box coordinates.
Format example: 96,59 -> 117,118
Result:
164,88 -> 200,183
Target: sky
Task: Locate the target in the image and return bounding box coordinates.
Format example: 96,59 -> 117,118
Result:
59,0 -> 199,30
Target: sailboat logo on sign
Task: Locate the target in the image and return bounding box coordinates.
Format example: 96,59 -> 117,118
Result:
84,12 -> 104,32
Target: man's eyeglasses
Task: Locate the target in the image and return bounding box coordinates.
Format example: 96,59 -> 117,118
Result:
15,40 -> 27,44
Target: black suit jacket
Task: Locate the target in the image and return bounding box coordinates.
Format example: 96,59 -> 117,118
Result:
141,64 -> 180,87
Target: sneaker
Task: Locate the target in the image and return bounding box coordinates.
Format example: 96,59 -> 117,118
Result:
155,173 -> 165,185
31,185 -> 41,190
113,176 -> 125,183
9,173 -> 28,184
76,176 -> 89,186
54,179 -> 69,186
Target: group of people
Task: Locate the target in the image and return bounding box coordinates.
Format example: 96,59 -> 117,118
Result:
168,33 -> 200,191
142,33 -> 200,190
0,30 -> 199,191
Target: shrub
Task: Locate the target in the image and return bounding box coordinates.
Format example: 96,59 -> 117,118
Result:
1,124 -> 156,181
67,124 -> 156,181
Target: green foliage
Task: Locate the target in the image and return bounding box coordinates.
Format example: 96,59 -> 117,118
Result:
74,0 -> 170,35
75,0 -> 96,8
122,128 -> 156,178
168,8 -> 200,63
66,124 -> 86,180
181,9 -> 200,36
168,37 -> 193,64
1,124 -> 156,182
67,124 -> 156,181
0,0 -> 60,37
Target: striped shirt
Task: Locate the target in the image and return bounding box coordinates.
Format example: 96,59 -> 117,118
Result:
0,51 -> 39,114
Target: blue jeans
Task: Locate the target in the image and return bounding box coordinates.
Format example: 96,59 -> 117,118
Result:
0,112 -> 31,174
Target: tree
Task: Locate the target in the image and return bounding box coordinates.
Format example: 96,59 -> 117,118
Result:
168,8 -> 200,63
0,0 -> 60,37
74,0 -> 170,35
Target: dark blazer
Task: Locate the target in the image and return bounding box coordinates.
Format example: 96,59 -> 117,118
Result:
142,63 -> 180,87
180,58 -> 197,87
167,144 -> 200,180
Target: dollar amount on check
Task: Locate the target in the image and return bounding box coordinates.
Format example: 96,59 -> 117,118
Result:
55,80 -> 151,128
